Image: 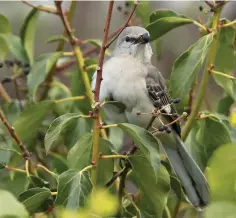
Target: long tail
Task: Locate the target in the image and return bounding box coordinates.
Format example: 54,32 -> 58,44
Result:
162,136 -> 210,209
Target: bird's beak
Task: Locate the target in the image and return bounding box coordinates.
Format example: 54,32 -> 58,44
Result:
135,33 -> 150,44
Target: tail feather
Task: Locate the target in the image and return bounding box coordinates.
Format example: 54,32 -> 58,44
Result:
162,136 -> 210,209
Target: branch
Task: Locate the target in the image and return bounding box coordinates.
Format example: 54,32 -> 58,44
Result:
55,0 -> 93,102
105,2 -> 138,49
0,108 -> 31,160
181,6 -> 223,140
0,83 -> 11,103
22,1 -> 58,14
40,1 -> 77,100
91,0 -> 114,186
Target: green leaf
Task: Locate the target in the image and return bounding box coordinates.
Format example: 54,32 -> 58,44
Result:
129,166 -> 170,217
46,35 -> 68,44
0,173 -> 28,196
170,33 -> 214,100
118,123 -> 160,181
14,100 -> 55,144
206,144 -> 236,202
55,169 -> 93,209
27,52 -> 62,101
0,34 -> 28,62
20,8 -> 40,65
135,1 -> 150,25
0,189 -> 28,217
187,116 -> 231,169
0,14 -> 11,34
217,95 -> 234,115
45,113 -> 84,153
67,133 -> 93,170
212,19 -> 236,101
146,9 -> 193,41
96,138 -> 114,187
204,202 -> 236,218
28,176 -> 49,189
18,188 -> 51,215
149,9 -> 179,23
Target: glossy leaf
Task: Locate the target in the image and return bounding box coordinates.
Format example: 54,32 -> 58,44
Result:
27,52 -> 62,101
0,173 -> 28,196
146,9 -> 193,41
118,123 -> 160,180
188,116 -> 231,168
135,1 -> 150,25
14,100 -> 54,144
45,113 -> 84,153
55,169 -> 93,209
20,8 -> 40,65
204,202 -> 236,218
170,33 -> 214,100
149,9 -> 179,23
0,189 -> 28,217
213,20 -> 236,101
129,165 -> 170,217
206,144 -> 236,202
0,14 -> 11,34
67,133 -> 93,170
0,34 -> 28,62
18,188 -> 51,214
46,35 -> 68,44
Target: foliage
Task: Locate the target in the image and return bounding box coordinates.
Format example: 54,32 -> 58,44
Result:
0,1 -> 235,218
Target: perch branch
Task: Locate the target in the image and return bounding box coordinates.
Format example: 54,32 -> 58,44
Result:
91,0 -> 114,186
0,83 -> 11,103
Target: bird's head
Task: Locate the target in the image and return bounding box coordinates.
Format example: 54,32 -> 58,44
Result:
113,26 -> 153,62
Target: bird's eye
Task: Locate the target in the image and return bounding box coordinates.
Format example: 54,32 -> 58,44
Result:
125,36 -> 130,42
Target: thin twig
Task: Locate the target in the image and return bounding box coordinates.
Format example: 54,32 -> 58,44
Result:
0,108 -> 31,160
91,0 -> 114,186
117,166 -> 129,218
0,83 -> 11,103
105,2 -> 138,49
40,1 -> 77,100
22,1 -> 58,14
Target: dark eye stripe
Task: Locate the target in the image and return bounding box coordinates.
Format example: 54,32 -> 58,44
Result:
125,36 -> 136,42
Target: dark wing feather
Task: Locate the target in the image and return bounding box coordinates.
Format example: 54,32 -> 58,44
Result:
146,81 -> 181,136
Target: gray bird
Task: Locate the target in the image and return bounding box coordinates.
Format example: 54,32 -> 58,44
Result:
92,26 -> 209,208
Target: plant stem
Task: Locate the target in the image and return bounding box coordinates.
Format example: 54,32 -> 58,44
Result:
5,166 -> 26,173
40,1 -> 77,100
37,164 -> 57,177
117,166 -> 129,218
193,20 -> 208,32
101,124 -> 118,129
22,1 -> 58,14
181,7 -> 223,141
55,96 -> 86,104
123,190 -> 141,217
210,69 -> 236,79
221,19 -> 236,28
0,107 -> 31,160
100,154 -> 128,159
0,83 -> 11,103
105,2 -> 138,49
91,0 -> 114,186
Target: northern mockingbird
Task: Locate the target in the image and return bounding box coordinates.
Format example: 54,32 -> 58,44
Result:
92,26 -> 209,208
